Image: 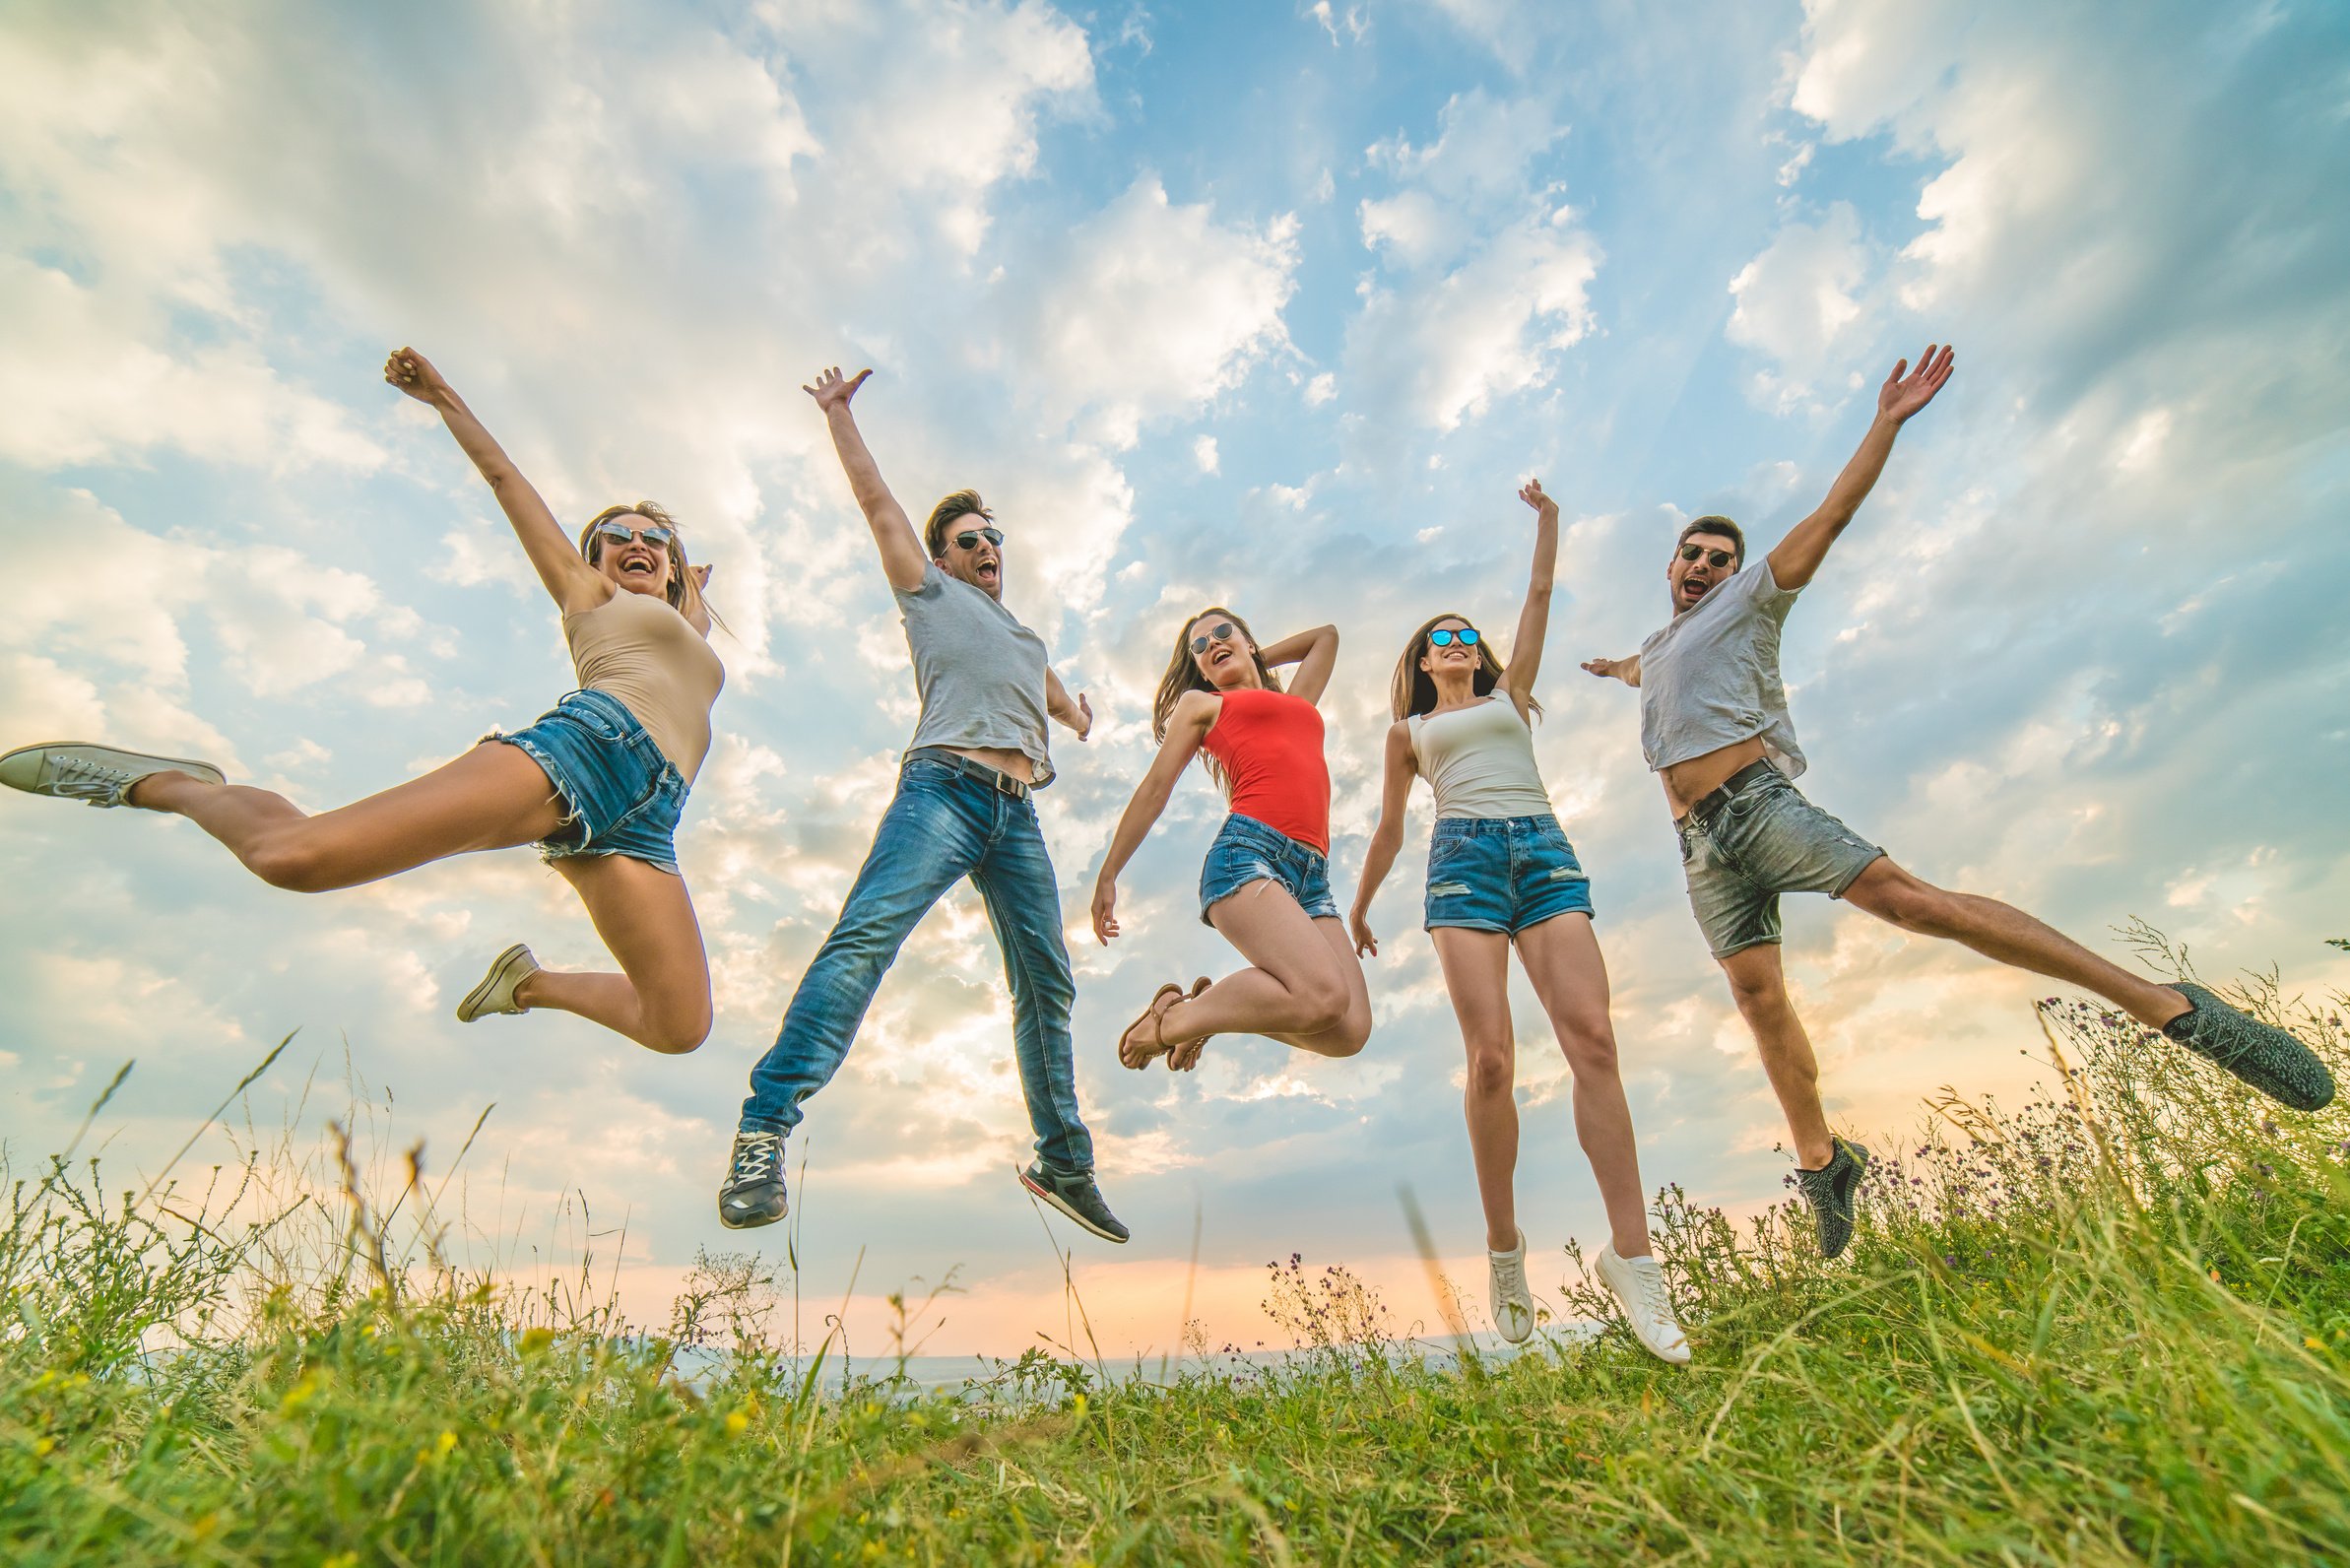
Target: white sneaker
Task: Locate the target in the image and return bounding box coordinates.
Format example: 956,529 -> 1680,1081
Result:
456,944 -> 540,1021
1488,1229 -> 1535,1344
0,742 -> 224,808
1597,1244 -> 1691,1365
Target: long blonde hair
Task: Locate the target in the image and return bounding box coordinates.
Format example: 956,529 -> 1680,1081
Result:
577,501 -> 725,631
1153,606 -> 1281,788
1389,611 -> 1538,722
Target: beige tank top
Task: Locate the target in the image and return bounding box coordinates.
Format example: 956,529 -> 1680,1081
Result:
1406,698 -> 1553,819
561,589 -> 725,785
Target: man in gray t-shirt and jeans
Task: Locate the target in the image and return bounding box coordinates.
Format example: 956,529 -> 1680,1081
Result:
720,366 -> 1126,1244
1587,344 -> 2331,1259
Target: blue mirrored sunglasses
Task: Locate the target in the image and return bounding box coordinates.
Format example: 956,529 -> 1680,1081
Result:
1427,626 -> 1480,647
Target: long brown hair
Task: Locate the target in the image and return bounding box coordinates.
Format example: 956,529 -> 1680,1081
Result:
577,501 -> 725,632
1389,611 -> 1539,722
1153,606 -> 1282,787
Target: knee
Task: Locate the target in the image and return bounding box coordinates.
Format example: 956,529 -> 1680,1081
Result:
247,835 -> 337,893
1725,967 -> 1791,1021
1557,1019 -> 1619,1078
645,1008 -> 713,1056
1464,1038 -> 1513,1097
1293,976 -> 1350,1036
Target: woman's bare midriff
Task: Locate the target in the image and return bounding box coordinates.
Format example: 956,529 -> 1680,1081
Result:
944,744 -> 1035,784
1661,736 -> 1768,819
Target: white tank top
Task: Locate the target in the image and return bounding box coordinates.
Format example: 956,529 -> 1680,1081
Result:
1406,699 -> 1553,819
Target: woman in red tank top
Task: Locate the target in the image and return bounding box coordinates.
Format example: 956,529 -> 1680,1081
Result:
1091,607 -> 1372,1072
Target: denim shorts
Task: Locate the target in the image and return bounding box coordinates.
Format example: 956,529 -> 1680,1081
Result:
1199,814 -> 1339,925
490,688 -> 687,876
1423,814 -> 1595,934
1677,766 -> 1882,957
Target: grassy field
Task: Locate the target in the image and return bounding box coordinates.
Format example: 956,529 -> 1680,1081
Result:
7,928 -> 2350,1564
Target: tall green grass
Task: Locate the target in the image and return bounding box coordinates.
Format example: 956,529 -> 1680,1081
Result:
6,926 -> 2348,1564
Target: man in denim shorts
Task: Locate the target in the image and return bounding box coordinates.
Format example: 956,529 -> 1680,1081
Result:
1587,345 -> 2332,1258
717,367 -> 1126,1244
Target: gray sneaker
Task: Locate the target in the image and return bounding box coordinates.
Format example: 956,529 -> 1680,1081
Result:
0,742 -> 225,808
718,1131 -> 788,1230
2163,982 -> 2335,1112
1017,1161 -> 1129,1243
1795,1138 -> 1869,1260
455,944 -> 540,1022
1488,1229 -> 1534,1344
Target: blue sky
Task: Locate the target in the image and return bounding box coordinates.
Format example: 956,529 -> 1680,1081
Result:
4,0 -> 2347,1354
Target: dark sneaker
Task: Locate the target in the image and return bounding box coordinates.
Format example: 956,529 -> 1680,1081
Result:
1017,1161 -> 1129,1243
717,1131 -> 787,1230
2163,982 -> 2335,1112
1795,1138 -> 1869,1260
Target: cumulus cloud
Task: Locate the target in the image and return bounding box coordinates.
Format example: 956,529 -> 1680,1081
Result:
1725,202 -> 1873,410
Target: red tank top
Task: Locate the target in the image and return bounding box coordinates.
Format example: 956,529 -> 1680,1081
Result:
1200,686 -> 1331,853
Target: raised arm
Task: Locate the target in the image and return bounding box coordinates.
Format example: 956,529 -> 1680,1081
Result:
1046,667 -> 1093,742
1766,343 -> 1955,592
1502,478 -> 1560,713
1580,653 -> 1641,688
805,366 -> 929,594
1259,623 -> 1340,706
1090,690 -> 1219,944
386,349 -> 607,615
1347,721 -> 1420,957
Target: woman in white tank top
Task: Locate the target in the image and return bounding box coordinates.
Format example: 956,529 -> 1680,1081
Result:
0,350 -> 726,1059
1351,479 -> 1687,1364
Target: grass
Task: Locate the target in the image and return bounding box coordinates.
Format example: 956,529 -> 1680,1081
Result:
6,924 -> 2350,1564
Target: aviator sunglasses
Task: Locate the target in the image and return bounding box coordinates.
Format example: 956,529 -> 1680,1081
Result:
1677,543 -> 1736,570
595,520 -> 675,550
950,527 -> 1006,551
1190,621 -> 1239,655
1427,626 -> 1481,647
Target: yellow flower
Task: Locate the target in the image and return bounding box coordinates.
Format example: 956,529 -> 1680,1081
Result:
725,1409 -> 751,1438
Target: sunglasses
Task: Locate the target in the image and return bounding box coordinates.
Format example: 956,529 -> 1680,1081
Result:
1189,621 -> 1239,656
950,527 -> 1005,552
1677,544 -> 1736,570
595,520 -> 675,550
1427,626 -> 1480,648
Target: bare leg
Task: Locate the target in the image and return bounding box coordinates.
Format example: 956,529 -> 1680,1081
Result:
1430,928 -> 1521,1252
1158,882 -> 1371,1066
516,854 -> 713,1054
1841,858 -> 2189,1028
127,744 -> 565,892
1513,913 -> 1653,1257
1718,943 -> 1834,1169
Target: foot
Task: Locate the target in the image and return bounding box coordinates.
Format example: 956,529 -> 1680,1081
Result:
454,943 -> 540,1022
1488,1229 -> 1534,1344
2162,981 -> 2335,1112
1596,1245 -> 1692,1365
0,742 -> 225,808
1795,1137 -> 1869,1260
1117,983 -> 1185,1070
1017,1160 -> 1129,1243
717,1131 -> 788,1230
1165,976 -> 1214,1072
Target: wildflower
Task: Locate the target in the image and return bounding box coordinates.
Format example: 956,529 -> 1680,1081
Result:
725,1409 -> 751,1438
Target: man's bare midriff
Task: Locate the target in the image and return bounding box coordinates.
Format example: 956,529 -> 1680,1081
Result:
943,744 -> 1036,784
1661,736 -> 1769,819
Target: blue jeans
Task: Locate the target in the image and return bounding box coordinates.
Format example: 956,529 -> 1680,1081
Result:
1677,766 -> 1883,957
739,756 -> 1092,1172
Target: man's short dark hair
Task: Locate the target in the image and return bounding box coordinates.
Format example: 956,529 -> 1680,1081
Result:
924,490 -> 994,558
1678,514 -> 1745,567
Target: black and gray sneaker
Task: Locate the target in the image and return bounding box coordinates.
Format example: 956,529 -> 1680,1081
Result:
2162,982 -> 2335,1112
1795,1138 -> 1869,1260
717,1131 -> 788,1230
1016,1161 -> 1129,1243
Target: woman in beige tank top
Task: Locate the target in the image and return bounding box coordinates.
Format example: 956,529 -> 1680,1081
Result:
0,350 -> 726,1057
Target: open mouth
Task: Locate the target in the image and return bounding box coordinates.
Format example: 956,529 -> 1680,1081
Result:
1682,576 -> 1714,601
619,553 -> 660,580
1208,646 -> 1236,672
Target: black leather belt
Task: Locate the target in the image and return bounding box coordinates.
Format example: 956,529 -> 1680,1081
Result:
1686,758 -> 1781,825
904,746 -> 1031,801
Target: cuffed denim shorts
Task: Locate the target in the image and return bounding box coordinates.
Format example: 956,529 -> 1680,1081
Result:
1677,766 -> 1882,957
1199,814 -> 1339,925
490,688 -> 687,876
1423,814 -> 1595,934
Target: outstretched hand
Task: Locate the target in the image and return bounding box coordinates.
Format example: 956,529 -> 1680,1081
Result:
1074,692 -> 1094,743
384,348 -> 452,406
1581,657 -> 1625,681
1090,878 -> 1120,946
1518,477 -> 1558,520
1878,343 -> 1955,425
804,365 -> 871,413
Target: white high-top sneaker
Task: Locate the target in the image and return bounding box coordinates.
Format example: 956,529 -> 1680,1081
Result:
455,944 -> 540,1022
1597,1244 -> 1691,1365
0,742 -> 224,808
1488,1229 -> 1535,1344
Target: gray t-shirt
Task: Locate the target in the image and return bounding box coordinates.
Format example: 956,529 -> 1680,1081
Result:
897,562 -> 1056,786
1636,559 -> 1806,778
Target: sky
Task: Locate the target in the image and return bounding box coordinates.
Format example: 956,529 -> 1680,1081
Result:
4,0 -> 2347,1361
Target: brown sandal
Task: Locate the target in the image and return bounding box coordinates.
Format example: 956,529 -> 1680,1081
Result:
1166,976 -> 1214,1072
1117,982 -> 1186,1070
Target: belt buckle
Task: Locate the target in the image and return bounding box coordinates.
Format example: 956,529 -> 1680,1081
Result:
991,766 -> 1023,798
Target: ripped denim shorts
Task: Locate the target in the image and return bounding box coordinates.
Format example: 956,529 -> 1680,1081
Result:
1423,814 -> 1594,934
490,689 -> 686,876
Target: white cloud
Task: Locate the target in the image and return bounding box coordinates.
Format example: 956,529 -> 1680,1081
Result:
1725,202 -> 1872,410
1192,435 -> 1220,474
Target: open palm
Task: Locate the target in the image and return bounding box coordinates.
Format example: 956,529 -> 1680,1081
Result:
1878,343 -> 1956,424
